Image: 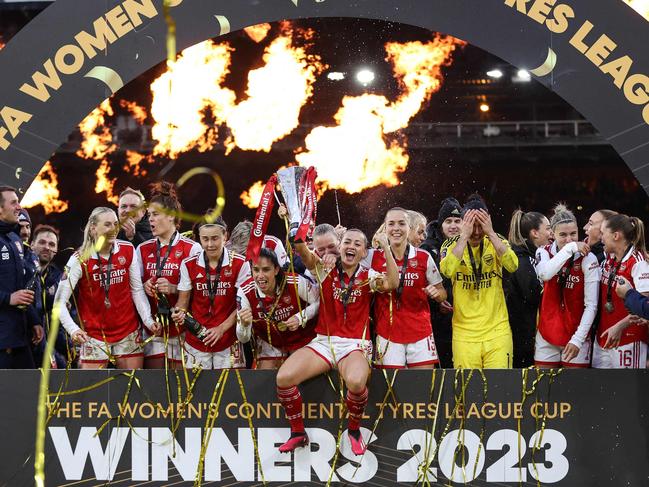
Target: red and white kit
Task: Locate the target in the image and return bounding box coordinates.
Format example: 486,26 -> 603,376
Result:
534,242 -> 600,367
263,235 -> 288,268
236,273 -> 319,362
305,264 -> 376,368
137,233 -> 201,361
593,246 -> 649,369
371,246 -> 443,368
177,248 -> 250,369
56,240 -> 155,363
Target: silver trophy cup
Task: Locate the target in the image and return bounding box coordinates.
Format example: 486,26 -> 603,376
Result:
277,166 -> 308,240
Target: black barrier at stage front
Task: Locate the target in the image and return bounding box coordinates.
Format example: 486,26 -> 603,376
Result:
1,1 -> 649,193
0,369 -> 648,485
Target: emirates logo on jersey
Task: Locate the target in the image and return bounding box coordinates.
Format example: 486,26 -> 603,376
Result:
118,256 -> 126,265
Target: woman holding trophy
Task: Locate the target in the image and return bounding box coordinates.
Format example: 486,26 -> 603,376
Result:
235,247 -> 319,369
267,165 -> 399,456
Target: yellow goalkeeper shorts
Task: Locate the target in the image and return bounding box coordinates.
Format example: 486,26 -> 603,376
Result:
452,332 -> 513,369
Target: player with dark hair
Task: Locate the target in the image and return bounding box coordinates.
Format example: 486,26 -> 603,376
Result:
172,218 -> 250,369
593,214 -> 649,368
137,182 -> 201,369
236,248 -> 319,369
440,194 -> 519,369
275,229 -> 398,455
583,209 -> 617,264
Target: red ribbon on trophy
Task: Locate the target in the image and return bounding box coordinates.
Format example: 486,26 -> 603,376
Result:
245,175 -> 277,262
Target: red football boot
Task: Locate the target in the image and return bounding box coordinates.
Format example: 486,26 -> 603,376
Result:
348,429 -> 366,456
279,432 -> 309,453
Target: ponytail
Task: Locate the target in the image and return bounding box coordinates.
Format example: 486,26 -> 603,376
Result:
605,214 -> 647,256
630,217 -> 647,256
508,209 -> 525,246
149,181 -> 182,225
508,208 -> 547,246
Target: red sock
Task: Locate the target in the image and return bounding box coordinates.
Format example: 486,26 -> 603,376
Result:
346,387 -> 368,431
277,386 -> 304,433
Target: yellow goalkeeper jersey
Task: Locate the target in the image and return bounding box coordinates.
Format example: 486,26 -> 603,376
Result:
440,235 -> 518,342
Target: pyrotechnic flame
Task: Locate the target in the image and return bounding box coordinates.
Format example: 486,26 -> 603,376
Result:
0,40 -> 5,51
295,35 -> 464,194
224,33 -> 324,154
244,23 -> 272,43
626,0 -> 649,19
21,161 -> 69,213
123,150 -> 151,177
149,27 -> 321,158
95,159 -> 118,205
77,99 -> 115,160
150,41 -> 236,158
240,181 -> 266,208
120,99 -> 147,124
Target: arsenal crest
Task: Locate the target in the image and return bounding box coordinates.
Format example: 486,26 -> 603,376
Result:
574,263 -> 581,271
409,260 -> 417,268
483,253 -> 494,266
175,250 -> 183,258
224,267 -> 232,277
282,295 -> 291,304
118,256 -> 126,265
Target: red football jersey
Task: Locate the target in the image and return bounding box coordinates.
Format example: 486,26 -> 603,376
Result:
537,244 -> 599,347
598,247 -> 649,347
315,264 -> 374,340
64,241 -> 140,342
371,246 -> 443,343
178,248 -> 250,352
137,233 -> 201,336
238,273 -> 318,351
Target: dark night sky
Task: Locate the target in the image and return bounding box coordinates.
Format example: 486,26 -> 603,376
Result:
2,10 -> 646,251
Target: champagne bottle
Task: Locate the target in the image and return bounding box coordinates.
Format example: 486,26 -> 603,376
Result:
183,313 -> 208,341
18,271 -> 39,310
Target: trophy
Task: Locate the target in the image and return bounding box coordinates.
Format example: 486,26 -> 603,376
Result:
277,166 -> 308,241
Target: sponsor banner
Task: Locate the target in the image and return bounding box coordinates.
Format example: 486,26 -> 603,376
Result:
1,369 -> 648,485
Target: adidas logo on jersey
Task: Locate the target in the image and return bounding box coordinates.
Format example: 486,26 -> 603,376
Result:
196,273 -> 204,278
147,253 -> 154,258
0,246 -> 6,251
92,264 -> 99,270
